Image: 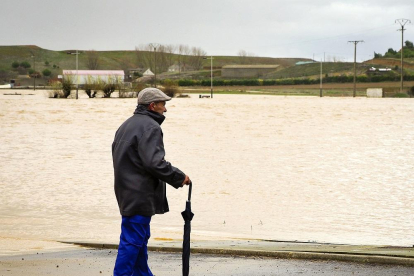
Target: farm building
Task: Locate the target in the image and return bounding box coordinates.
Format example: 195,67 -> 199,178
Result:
221,65 -> 279,78
143,69 -> 154,77
62,70 -> 125,85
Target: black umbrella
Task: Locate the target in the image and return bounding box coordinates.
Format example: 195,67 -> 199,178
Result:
181,182 -> 194,276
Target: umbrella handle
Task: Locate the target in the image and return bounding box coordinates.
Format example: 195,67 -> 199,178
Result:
188,181 -> 192,202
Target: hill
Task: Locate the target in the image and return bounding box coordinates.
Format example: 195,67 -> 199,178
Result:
0,45 -> 313,83
2,45 -> 412,86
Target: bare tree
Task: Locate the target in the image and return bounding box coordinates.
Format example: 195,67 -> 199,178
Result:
164,44 -> 177,69
238,50 -> 256,64
238,50 -> 248,64
156,45 -> 170,73
135,44 -> 153,70
189,47 -> 207,70
86,50 -> 100,70
177,44 -> 191,72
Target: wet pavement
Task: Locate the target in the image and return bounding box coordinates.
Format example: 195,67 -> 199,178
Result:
70,239 -> 414,267
1,248 -> 414,276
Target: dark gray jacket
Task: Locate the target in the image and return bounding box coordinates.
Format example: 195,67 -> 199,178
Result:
112,105 -> 186,217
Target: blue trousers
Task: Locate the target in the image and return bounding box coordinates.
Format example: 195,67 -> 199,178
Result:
114,215 -> 153,276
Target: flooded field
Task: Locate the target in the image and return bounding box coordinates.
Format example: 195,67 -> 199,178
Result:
1,90 -> 413,252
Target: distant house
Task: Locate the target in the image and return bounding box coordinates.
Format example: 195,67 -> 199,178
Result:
143,69 -> 154,77
62,70 -> 124,85
221,65 -> 279,78
126,68 -> 144,79
295,61 -> 315,65
367,67 -> 392,73
168,64 -> 180,72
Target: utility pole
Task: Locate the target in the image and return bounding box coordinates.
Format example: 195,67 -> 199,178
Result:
67,50 -> 81,99
31,54 -> 36,91
396,19 -> 411,93
320,59 -> 323,97
203,56 -> 214,98
348,40 -> 364,97
149,43 -> 160,88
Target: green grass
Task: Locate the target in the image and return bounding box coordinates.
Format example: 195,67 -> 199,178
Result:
181,87 -> 368,97
0,46 -> 312,77
264,62 -> 372,79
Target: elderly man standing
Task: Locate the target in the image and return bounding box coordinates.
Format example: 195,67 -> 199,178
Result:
112,88 -> 191,276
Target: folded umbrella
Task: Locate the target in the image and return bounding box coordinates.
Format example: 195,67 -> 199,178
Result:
181,182 -> 194,276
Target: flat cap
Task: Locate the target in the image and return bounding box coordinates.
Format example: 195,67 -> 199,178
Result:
138,88 -> 172,104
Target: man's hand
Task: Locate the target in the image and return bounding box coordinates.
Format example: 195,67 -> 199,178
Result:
182,175 -> 191,186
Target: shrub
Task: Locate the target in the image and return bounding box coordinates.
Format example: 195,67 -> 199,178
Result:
20,61 -> 31,68
394,93 -> 409,98
11,61 -> 19,69
161,79 -> 179,97
62,77 -> 73,98
103,84 -> 116,98
42,69 -> 52,77
44,61 -> 49,66
409,86 -> 414,98
132,83 -> 147,93
47,81 -> 63,98
84,83 -> 97,98
178,79 -> 197,86
28,69 -> 35,75
133,71 -> 143,77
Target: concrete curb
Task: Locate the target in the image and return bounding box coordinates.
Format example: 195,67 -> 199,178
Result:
63,242 -> 414,267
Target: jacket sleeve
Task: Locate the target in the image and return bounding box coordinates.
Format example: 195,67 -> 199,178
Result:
138,126 -> 186,188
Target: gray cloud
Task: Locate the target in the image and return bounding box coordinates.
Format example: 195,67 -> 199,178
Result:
1,0 -> 413,61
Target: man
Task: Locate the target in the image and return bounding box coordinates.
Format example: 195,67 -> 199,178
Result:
112,87 -> 191,276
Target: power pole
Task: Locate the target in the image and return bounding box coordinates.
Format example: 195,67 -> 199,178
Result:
396,19 -> 411,93
320,59 -> 323,97
31,54 -> 36,91
348,40 -> 364,97
149,43 -> 160,88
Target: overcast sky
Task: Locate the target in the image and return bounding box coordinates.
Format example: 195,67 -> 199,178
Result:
2,0 -> 414,61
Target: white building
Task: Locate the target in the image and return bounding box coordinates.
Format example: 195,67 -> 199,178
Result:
143,69 -> 154,77
62,70 -> 125,85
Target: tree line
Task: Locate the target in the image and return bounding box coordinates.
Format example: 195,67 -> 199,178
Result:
176,74 -> 414,87
135,44 -> 207,73
374,40 -> 414,58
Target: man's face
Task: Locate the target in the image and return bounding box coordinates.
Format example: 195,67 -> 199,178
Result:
150,101 -> 167,115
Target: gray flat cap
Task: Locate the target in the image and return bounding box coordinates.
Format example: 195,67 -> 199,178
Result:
138,88 -> 172,104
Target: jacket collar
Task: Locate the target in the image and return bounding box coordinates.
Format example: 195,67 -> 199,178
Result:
133,104 -> 165,125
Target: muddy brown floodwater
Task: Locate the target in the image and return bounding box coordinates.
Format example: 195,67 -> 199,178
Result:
1,90 -> 413,254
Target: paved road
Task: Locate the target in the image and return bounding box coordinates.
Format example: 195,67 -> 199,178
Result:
1,249 -> 413,276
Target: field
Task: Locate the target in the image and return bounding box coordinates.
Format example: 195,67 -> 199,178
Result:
181,81 -> 414,97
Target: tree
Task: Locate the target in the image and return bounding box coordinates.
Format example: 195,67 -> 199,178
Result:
238,50 -> 248,64
42,69 -> 52,77
189,47 -> 207,70
86,50 -> 100,70
44,61 -> 50,66
135,44 -> 153,70
20,61 -> 31,68
11,61 -> 19,69
177,44 -> 191,72
409,86 -> 414,98
405,40 -> 414,49
164,44 -> 177,69
374,52 -> 382,58
238,50 -> 256,64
